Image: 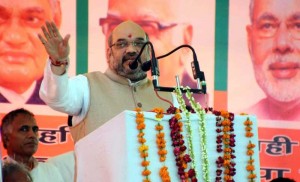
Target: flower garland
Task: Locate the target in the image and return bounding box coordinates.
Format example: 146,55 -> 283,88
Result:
166,106 -> 197,182
135,107 -> 151,182
244,117 -> 257,181
174,87 -> 197,174
209,108 -> 236,182
152,107 -> 171,182
185,88 -> 210,182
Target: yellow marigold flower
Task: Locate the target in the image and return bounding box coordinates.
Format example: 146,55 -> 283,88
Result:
139,145 -> 149,152
142,169 -> 151,176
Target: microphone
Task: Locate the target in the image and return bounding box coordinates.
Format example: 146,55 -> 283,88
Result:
129,57 -> 140,70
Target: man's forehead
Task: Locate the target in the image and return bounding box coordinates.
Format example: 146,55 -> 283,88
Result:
12,114 -> 37,126
112,21 -> 146,41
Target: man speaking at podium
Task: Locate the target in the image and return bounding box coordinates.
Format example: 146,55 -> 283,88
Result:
38,20 -> 176,143
100,0 -> 207,106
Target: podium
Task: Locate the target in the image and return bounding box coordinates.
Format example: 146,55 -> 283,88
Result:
75,110 -> 260,181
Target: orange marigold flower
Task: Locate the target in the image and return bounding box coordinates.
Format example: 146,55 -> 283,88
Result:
155,125 -> 164,131
138,133 -> 145,137
158,149 -> 167,155
244,119 -> 252,125
175,113 -> 182,120
224,175 -> 232,180
160,156 -> 166,162
223,153 -> 231,160
246,164 -> 255,171
156,133 -> 165,138
135,107 -> 142,112
246,132 -> 254,137
221,110 -> 230,118
142,169 -> 151,176
248,173 -> 257,179
138,138 -> 146,144
248,159 -> 255,163
223,126 -> 231,132
245,126 -> 252,131
141,160 -> 150,167
143,179 -> 151,182
247,149 -> 254,156
223,160 -> 230,166
136,117 -> 145,124
140,152 -> 149,158
247,143 -> 256,149
224,148 -> 232,153
137,123 -> 146,130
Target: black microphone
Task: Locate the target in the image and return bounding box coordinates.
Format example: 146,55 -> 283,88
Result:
129,57 -> 140,70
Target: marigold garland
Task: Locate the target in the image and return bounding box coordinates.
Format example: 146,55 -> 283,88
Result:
152,107 -> 171,182
166,106 -> 197,182
244,117 -> 257,181
135,107 -> 151,182
209,108 -> 236,182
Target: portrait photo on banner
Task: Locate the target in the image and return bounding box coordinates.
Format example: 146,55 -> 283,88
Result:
228,0 -> 300,181
0,0 -> 76,116
88,0 -> 216,107
0,0 -> 76,159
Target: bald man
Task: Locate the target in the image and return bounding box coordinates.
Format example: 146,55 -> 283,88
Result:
38,20 -> 176,143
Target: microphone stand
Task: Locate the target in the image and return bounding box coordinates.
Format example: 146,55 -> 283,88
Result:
137,43 -> 206,94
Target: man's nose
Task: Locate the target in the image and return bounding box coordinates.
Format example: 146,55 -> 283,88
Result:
2,20 -> 28,46
273,25 -> 293,54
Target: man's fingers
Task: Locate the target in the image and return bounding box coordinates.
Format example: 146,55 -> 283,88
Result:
63,34 -> 71,47
38,34 -> 47,45
41,26 -> 51,40
50,22 -> 61,38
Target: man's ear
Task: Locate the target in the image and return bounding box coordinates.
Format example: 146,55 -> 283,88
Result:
183,24 -> 193,44
106,47 -> 112,64
53,0 -> 62,28
246,25 -> 253,56
3,134 -> 10,149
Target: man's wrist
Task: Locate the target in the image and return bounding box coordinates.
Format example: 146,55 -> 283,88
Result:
50,56 -> 69,67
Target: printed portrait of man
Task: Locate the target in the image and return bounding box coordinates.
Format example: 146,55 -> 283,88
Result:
0,0 -> 62,105
245,0 -> 300,121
